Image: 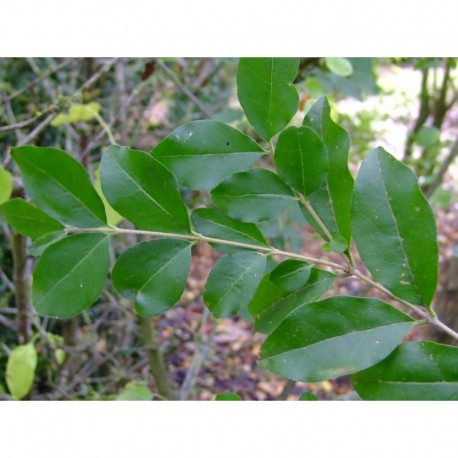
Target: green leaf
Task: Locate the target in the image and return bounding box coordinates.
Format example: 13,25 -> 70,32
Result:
259,297 -> 415,382
204,251 -> 266,318
191,207 -> 268,254
352,341 -> 458,400
414,126 -> 440,148
275,126 -> 328,196
12,146 -> 106,227
252,268 -> 337,334
0,164 -> 13,204
325,58 -> 353,77
117,382 -> 154,401
352,147 -> 438,306
329,235 -> 348,253
211,168 -> 294,223
6,343 -> 37,400
27,231 -> 66,257
101,145 -> 190,234
304,77 -> 324,99
153,120 -> 264,190
302,97 -> 354,244
215,392 -> 242,401
112,239 -> 192,317
237,58 -> 300,141
269,260 -> 313,293
93,165 -> 123,226
298,391 -> 318,401
51,102 -> 101,126
32,233 -> 109,317
0,198 -> 64,239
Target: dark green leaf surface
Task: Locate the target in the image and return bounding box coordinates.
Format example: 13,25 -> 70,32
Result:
27,231 -> 66,257
12,146 -> 106,227
32,233 -> 109,317
252,268 -> 337,334
211,168 -> 294,222
269,260 -> 313,293
259,297 -> 414,382
192,207 -> 267,253
237,58 -> 299,141
152,120 -> 264,190
352,341 -> 458,400
0,198 -> 63,239
352,147 -> 438,306
101,145 -> 190,233
112,239 -> 192,317
215,392 -> 242,401
301,98 -> 353,243
204,252 -> 266,318
275,126 -> 328,197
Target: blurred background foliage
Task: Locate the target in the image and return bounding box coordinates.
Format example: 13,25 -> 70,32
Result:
1,57 -> 458,400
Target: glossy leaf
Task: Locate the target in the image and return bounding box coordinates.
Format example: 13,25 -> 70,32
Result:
259,297 -> 415,382
302,97 -> 353,243
101,145 -> 190,233
0,198 -> 63,239
325,58 -> 353,77
0,164 -> 13,204
211,168 -> 294,223
6,343 -> 37,400
152,120 -> 264,190
204,251 -> 266,318
237,58 -> 300,141
215,392 -> 242,401
269,260 -> 313,293
252,268 -> 337,334
352,147 -> 438,306
12,146 -> 106,227
112,239 -> 192,317
352,341 -> 458,400
275,126 -> 328,197
27,231 -> 66,257
191,207 -> 268,253
33,233 -> 109,317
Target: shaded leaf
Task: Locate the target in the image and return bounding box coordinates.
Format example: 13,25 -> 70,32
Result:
0,198 -> 63,239
325,58 -> 353,77
269,260 -> 313,292
153,120 -> 264,190
352,341 -> 458,400
33,233 -> 109,317
101,145 -> 190,233
259,297 -> 415,382
211,168 -> 294,223
298,391 -> 318,401
112,239 -> 192,317
275,126 -> 328,197
204,252 -> 266,318
352,147 -> 438,306
12,146 -> 106,227
27,230 -> 66,257
117,382 -> 154,401
237,58 -> 300,140
6,343 -> 37,400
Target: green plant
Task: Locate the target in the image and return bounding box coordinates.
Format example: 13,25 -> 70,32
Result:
1,58 -> 457,400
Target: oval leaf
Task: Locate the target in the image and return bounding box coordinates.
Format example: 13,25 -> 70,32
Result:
252,268 -> 337,334
325,58 -> 353,77
0,164 -> 13,204
259,297 -> 415,382
191,207 -> 268,253
237,58 -> 300,141
352,147 -> 438,306
12,146 -> 106,227
211,168 -> 294,222
6,343 -> 37,400
215,392 -> 242,401
112,239 -> 192,317
299,392 -> 318,401
33,233 -> 109,317
275,126 -> 328,197
204,251 -> 266,318
0,198 -> 63,239
302,97 -> 354,244
352,341 -> 458,400
269,260 -> 313,292
101,145 -> 190,234
152,120 -> 264,190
